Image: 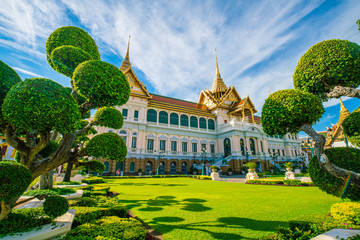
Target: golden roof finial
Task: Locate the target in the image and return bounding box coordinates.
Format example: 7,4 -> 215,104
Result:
120,35 -> 131,72
215,48 -> 220,78
125,35 -> 131,61
210,49 -> 227,94
339,98 -> 346,111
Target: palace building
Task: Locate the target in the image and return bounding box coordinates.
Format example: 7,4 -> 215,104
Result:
93,42 -> 302,175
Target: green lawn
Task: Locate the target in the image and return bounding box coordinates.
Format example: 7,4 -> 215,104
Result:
103,177 -> 342,240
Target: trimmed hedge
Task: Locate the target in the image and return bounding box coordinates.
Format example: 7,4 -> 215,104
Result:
0,60 -> 22,126
283,180 -> 302,186
56,181 -> 81,185
0,207 -> 52,237
94,107 -> 124,129
293,39 -> 360,101
309,147 -> 360,201
24,188 -> 76,197
86,133 -> 127,162
64,216 -> 146,240
72,206 -> 128,227
262,89 -> 324,136
2,78 -> 81,133
82,177 -> 105,184
247,180 -> 283,185
0,161 -> 32,202
72,60 -> 130,108
331,202 -> 360,225
43,196 -> 69,218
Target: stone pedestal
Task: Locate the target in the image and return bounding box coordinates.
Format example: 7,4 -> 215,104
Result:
285,171 -> 295,180
246,172 -> 259,180
72,174 -> 83,183
211,171 -> 220,181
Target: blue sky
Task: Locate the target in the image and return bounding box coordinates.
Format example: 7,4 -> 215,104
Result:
0,0 -> 359,137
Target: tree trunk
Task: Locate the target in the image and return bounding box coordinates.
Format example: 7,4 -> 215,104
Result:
63,163 -> 73,182
0,201 -> 11,221
39,170 -> 53,190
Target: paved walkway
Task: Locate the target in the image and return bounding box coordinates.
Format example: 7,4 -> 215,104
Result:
218,174 -> 247,183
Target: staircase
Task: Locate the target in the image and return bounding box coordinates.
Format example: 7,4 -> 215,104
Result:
213,155 -> 231,167
269,159 -> 281,171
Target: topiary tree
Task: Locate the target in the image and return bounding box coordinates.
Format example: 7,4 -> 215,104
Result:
43,196 -> 69,218
262,26 -> 360,200
0,26 -> 130,220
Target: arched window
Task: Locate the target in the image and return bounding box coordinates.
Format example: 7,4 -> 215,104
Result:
240,139 -> 245,155
190,116 -> 198,128
159,111 -> 168,124
170,113 -> 179,125
180,115 -> 189,127
199,118 -> 206,129
170,162 -> 177,174
104,161 -> 110,172
208,119 -> 215,130
249,139 -> 256,155
145,161 -> 153,175
224,138 -> 231,157
129,162 -> 135,172
147,109 -> 157,122
181,162 -> 187,174
116,162 -> 124,171
159,161 -> 165,174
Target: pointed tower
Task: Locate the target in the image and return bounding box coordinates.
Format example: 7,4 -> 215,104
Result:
210,49 -> 228,99
120,36 -> 131,72
119,36 -> 151,99
325,98 -> 351,148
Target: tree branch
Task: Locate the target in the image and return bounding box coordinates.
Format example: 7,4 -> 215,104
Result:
75,120 -> 95,137
4,125 -> 29,156
319,154 -> 360,186
300,124 -> 360,188
327,86 -> 360,99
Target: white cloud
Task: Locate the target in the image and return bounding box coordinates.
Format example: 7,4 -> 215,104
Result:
12,67 -> 46,78
1,0 -> 359,115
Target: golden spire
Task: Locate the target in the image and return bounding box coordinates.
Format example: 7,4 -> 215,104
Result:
215,48 -> 220,78
120,35 -> 131,72
210,49 -> 227,95
338,98 -> 350,123
339,98 -> 346,111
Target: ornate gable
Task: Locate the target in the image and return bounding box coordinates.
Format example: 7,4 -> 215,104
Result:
119,37 -> 151,99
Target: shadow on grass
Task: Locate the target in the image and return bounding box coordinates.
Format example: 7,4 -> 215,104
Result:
111,182 -> 188,187
147,216 -> 286,240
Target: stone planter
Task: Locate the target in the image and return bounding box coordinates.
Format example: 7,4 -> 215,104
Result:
286,168 -> 293,172
138,173 -> 142,176
248,168 -> 256,173
228,172 -> 232,176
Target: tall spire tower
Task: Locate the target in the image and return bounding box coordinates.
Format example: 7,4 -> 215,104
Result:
120,36 -> 131,72
210,49 -> 227,99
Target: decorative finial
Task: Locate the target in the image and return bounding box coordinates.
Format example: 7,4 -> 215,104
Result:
339,98 -> 346,111
125,35 -> 131,61
215,48 -> 220,78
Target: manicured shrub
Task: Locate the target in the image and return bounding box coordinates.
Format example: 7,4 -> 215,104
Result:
2,78 -> 81,133
0,161 -> 32,202
331,202 -> 360,225
81,177 -> 105,184
46,26 -> 100,72
85,133 -> 127,162
50,45 -> 93,77
56,181 -> 81,185
71,197 -> 97,207
0,208 -> 52,237
0,60 -> 22,125
283,180 -> 302,186
72,206 -> 128,227
301,182 -> 315,186
309,148 -> 360,201
72,60 -> 130,108
199,176 -> 212,180
82,190 -> 92,197
43,196 -> 69,218
83,160 -> 105,173
94,107 -> 124,129
246,180 -> 283,185
24,188 -> 76,197
65,216 -> 146,240
262,89 -> 324,135
293,39 -> 360,101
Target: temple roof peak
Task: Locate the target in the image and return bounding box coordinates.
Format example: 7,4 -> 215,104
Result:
210,49 -> 227,94
120,35 -> 131,72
